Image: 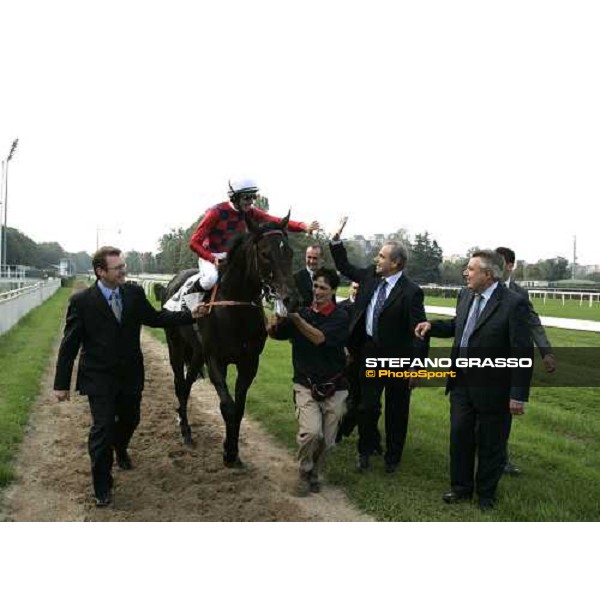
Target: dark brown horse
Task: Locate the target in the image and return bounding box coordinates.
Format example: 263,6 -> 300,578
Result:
158,213 -> 298,467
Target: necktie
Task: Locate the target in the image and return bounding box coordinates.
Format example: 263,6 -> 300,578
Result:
371,280 -> 388,337
109,291 -> 122,322
459,294 -> 482,355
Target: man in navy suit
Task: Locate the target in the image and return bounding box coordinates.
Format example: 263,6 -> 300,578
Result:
416,250 -> 533,510
495,246 -> 556,475
54,246 -> 204,507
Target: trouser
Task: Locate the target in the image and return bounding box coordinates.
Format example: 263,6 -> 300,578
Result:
357,376 -> 411,466
88,391 -> 142,497
293,384 -> 347,477
336,356 -> 360,439
449,386 -> 509,500
163,255 -> 224,311
197,257 -> 220,290
502,412 -> 513,465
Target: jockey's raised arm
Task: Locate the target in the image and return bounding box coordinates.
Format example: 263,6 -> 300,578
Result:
250,206 -> 308,233
165,177 -> 319,312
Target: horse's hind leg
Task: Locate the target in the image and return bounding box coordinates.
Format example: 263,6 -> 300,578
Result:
168,336 -> 194,445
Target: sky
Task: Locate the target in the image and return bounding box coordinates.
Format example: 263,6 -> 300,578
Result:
1,1 -> 599,265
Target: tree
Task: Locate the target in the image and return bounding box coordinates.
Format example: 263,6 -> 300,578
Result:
406,232 -> 443,283
440,257 -> 467,285
255,195 -> 270,211
37,242 -> 65,268
4,227 -> 39,266
537,256 -> 569,281
125,251 -> 143,274
70,251 -> 92,274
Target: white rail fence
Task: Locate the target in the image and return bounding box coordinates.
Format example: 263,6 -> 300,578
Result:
425,304 -> 600,333
421,285 -> 600,308
126,274 -> 173,296
0,279 -> 62,336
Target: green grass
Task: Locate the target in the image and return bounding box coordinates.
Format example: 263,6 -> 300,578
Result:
245,334 -> 600,521
0,288 -> 72,487
425,295 -> 600,321
146,282 -> 600,520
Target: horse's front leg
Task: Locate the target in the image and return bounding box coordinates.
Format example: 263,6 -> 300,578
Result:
206,356 -> 237,467
230,355 -> 260,466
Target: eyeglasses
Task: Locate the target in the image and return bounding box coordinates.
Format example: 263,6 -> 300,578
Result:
106,264 -> 127,271
239,193 -> 258,202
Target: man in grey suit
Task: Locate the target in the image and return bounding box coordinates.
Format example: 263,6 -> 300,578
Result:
416,250 -> 533,510
495,247 -> 557,475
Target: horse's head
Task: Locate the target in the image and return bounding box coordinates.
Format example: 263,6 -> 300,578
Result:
245,211 -> 300,312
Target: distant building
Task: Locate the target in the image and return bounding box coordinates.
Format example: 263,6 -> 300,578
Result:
58,258 -> 76,278
577,264 -> 600,276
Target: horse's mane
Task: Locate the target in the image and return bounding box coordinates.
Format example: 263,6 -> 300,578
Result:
226,231 -> 252,263
225,221 -> 285,267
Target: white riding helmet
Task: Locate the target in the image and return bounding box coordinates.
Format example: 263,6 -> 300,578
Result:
228,178 -> 259,197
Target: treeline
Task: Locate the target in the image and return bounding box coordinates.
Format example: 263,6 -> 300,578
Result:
4,218 -> 581,285
152,215 -> 446,284
2,227 -> 92,273
439,253 -> 572,285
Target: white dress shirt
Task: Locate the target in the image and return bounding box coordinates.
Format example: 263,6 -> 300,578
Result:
366,271 -> 403,336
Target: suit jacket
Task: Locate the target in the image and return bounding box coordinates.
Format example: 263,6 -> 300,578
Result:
330,241 -> 427,357
430,284 -> 533,401
54,282 -> 194,395
338,297 -> 356,321
294,268 -> 314,307
508,280 -> 552,357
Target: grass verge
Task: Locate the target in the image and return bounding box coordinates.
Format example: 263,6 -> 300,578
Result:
0,288 -> 71,487
425,295 -> 600,321
147,283 -> 600,520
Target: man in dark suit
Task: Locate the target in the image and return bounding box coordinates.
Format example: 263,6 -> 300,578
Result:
330,220 -> 427,474
54,246 -> 204,507
338,281 -> 359,318
294,244 -> 324,307
416,250 -> 533,510
496,246 -> 556,475
336,281 -> 366,443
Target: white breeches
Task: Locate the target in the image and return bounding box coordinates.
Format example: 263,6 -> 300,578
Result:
197,256 -> 223,290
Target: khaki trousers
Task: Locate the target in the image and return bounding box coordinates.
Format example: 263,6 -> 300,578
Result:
293,384 -> 347,477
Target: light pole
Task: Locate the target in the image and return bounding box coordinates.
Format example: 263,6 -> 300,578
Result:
0,160 -> 5,277
2,139 -> 19,276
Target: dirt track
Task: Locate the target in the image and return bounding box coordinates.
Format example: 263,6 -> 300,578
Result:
1,330 -> 371,522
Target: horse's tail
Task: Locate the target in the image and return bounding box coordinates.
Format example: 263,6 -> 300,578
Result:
184,337 -> 206,379
154,283 -> 167,304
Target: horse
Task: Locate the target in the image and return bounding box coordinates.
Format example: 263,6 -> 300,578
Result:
158,213 -> 299,467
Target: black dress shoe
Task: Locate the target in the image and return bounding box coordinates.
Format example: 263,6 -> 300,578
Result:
442,490 -> 473,504
384,462 -> 398,474
95,491 -> 112,508
356,455 -> 370,472
478,497 -> 496,511
503,461 -> 521,476
116,451 -> 133,470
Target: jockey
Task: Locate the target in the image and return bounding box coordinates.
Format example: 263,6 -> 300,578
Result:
164,178 -> 319,310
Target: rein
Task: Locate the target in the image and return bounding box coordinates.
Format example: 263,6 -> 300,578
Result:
203,285 -> 258,314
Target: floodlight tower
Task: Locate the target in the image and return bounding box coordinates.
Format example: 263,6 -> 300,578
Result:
2,139 -> 19,275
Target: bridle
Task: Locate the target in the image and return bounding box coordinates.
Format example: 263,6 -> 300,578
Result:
200,228 -> 289,314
